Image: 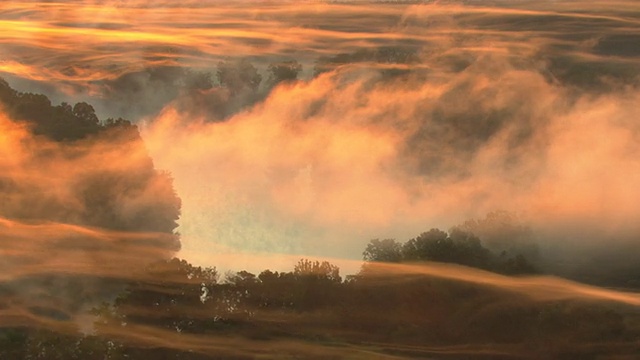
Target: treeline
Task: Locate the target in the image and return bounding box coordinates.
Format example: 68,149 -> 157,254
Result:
0,77 -> 134,141
363,228 -> 537,275
1,255 -> 635,359
164,52 -> 414,121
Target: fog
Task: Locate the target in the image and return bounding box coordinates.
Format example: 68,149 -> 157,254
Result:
1,1 -> 640,358
1,0 -> 639,273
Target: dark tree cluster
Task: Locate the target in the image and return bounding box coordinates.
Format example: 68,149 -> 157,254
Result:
363,227 -> 537,275
2,254 -> 634,360
152,59 -> 303,121
0,76 -> 181,235
0,80 -> 184,358
0,77 -> 129,141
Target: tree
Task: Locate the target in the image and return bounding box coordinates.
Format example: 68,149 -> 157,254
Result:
225,270 -> 257,286
448,228 -> 491,269
0,77 -> 102,140
456,211 -> 539,261
403,228 -> 492,270
216,59 -> 262,94
112,258 -> 218,333
402,228 -> 448,261
0,79 -> 187,354
363,239 -> 403,262
267,60 -> 302,85
256,270 -> 298,309
73,102 -> 99,125
496,253 -> 538,275
293,259 -> 341,283
143,258 -> 218,286
183,70 -> 214,91
104,117 -> 132,127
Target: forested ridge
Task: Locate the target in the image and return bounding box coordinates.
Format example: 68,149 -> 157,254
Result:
1,78 -> 640,359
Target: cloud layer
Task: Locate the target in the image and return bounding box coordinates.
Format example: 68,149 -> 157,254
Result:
1,0 -> 640,273
144,62 -> 640,272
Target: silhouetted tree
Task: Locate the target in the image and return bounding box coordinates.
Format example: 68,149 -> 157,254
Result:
496,253 -> 538,275
267,60 -> 302,85
402,228 -> 491,269
363,227 -> 535,275
256,270 -> 299,310
363,238 -> 403,262
0,79 -> 187,358
183,70 -> 214,91
447,228 -> 492,269
72,102 -> 99,125
0,79 -> 107,140
402,228 -> 450,262
293,259 -> 341,283
216,59 -> 262,95
291,259 -> 342,310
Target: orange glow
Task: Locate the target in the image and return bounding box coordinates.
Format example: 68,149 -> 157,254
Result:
1,0 -> 636,88
1,0 -> 640,312
1,1 -> 640,358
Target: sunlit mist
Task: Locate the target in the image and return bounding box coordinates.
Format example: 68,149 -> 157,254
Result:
1,0 -> 640,359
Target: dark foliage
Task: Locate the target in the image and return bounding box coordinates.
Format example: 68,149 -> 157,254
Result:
267,60 -> 302,85
0,76 -> 181,235
363,227 -> 537,275
0,78 -> 101,141
3,255 -> 636,360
